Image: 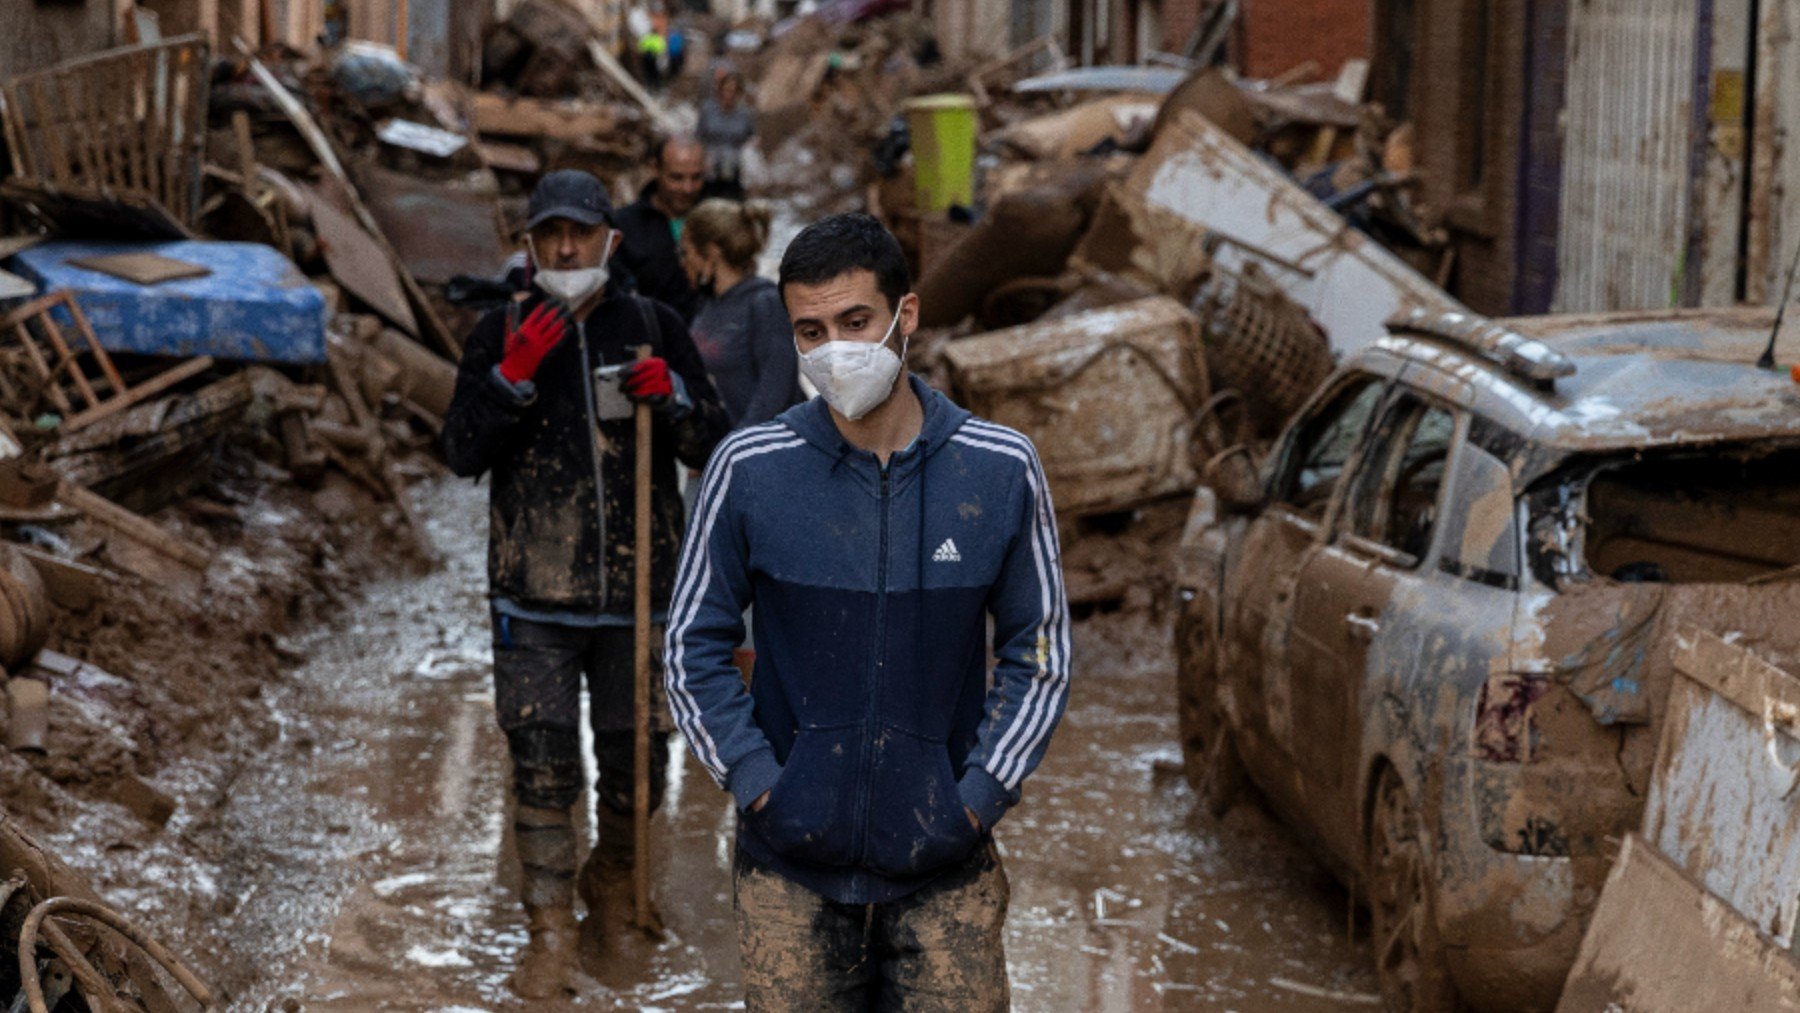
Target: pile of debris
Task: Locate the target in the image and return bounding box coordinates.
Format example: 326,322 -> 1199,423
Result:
0,24 -> 543,1003
798,44 -> 1473,608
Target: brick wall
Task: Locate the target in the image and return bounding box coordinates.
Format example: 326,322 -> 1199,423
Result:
1237,0 -> 1371,79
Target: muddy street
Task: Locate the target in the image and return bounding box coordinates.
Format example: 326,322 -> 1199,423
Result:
118,475 -> 1367,1010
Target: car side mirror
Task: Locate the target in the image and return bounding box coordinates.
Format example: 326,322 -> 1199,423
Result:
1203,446 -> 1267,514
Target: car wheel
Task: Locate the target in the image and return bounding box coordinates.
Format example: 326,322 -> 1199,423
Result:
1175,594 -> 1244,815
1367,765 -> 1460,1012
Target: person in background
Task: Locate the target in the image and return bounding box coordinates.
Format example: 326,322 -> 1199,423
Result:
615,135 -> 708,324
680,198 -> 801,430
636,5 -> 667,91
698,72 -> 756,199
668,23 -> 688,82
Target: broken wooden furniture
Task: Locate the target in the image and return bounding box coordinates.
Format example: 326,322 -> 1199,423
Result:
0,35 -> 211,229
0,291 -> 214,434
43,370 -> 254,507
55,481 -> 209,573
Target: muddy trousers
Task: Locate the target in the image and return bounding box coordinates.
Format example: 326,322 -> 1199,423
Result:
492,613 -> 670,911
733,844 -> 1011,1012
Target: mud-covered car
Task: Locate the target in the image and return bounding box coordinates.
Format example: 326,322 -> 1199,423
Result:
1174,307 -> 1800,1011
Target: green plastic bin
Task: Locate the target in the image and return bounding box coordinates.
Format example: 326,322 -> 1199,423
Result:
904,94 -> 978,213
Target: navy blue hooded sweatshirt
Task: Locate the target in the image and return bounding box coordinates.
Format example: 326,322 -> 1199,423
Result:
665,376 -> 1072,903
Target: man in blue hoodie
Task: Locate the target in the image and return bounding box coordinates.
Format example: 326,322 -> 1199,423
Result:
666,213 -> 1071,1009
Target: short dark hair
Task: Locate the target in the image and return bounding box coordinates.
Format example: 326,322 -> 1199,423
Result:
655,133 -> 703,167
778,213 -> 911,312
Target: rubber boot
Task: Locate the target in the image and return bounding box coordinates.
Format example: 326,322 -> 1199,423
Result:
578,803 -> 637,920
510,904 -> 579,999
510,804 -> 579,998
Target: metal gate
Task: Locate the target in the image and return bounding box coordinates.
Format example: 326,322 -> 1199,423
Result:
1553,0 -> 1706,312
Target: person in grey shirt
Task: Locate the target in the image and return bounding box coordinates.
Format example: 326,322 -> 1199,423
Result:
680,198 -> 804,429
697,72 -> 756,197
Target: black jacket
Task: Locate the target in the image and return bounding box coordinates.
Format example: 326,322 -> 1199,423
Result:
443,288 -> 730,615
615,184 -> 700,324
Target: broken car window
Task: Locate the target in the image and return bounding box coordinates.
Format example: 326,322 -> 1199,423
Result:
1344,395 -> 1457,563
1275,378 -> 1384,521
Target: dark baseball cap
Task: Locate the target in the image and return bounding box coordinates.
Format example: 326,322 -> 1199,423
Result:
525,169 -> 615,230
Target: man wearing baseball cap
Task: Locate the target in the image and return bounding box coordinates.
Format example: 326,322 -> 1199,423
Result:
443,169 -> 729,997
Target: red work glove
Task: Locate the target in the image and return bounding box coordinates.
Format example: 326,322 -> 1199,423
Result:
624,357 -> 675,405
498,303 -> 568,384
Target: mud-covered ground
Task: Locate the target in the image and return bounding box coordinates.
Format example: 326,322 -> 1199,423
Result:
7,473 -> 1380,1010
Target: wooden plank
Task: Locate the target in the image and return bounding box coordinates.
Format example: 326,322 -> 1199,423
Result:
66,252 -> 212,285
12,546 -> 108,612
199,0 -> 220,48
230,109 -> 258,180
469,93 -> 622,143
12,321 -> 72,414
0,84 -> 32,183
181,43 -> 210,221
156,50 -> 182,220
29,78 -> 73,185
119,54 -> 147,193
139,49 -> 166,201
57,481 -> 210,571
61,356 -> 215,433
37,311 -> 105,409
59,295 -> 125,399
0,292 -> 68,325
81,63 -> 120,190
586,39 -> 680,133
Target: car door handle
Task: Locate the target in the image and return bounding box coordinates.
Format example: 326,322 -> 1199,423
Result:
1345,610 -> 1380,644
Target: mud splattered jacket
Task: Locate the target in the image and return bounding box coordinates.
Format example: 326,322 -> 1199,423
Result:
666,376 -> 1072,903
442,289 -> 729,616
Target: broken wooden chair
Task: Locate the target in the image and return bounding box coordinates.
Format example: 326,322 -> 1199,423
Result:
0,289 -> 213,433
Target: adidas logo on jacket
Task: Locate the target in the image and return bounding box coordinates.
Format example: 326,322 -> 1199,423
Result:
666,376 -> 1072,904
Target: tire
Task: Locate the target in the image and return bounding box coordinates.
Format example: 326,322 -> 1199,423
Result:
1174,594 -> 1245,815
1366,765 -> 1462,1012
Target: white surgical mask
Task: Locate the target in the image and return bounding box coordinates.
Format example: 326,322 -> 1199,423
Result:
797,310 -> 907,420
529,231 -> 613,309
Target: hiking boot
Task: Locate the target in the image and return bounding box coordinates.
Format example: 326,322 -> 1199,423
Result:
509,905 -> 579,999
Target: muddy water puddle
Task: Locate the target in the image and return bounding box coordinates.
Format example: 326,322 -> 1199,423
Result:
105,476 -> 1373,1009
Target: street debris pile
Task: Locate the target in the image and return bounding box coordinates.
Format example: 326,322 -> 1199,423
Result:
743,33 -> 1471,605
0,23 -> 614,1004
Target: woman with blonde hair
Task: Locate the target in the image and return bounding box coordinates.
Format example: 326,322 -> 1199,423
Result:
680,198 -> 803,428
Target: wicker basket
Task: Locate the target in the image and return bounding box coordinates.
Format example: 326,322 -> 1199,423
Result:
1196,262 -> 1334,436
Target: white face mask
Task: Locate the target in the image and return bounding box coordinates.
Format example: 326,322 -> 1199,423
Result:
529,231 -> 613,309
797,309 -> 908,421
